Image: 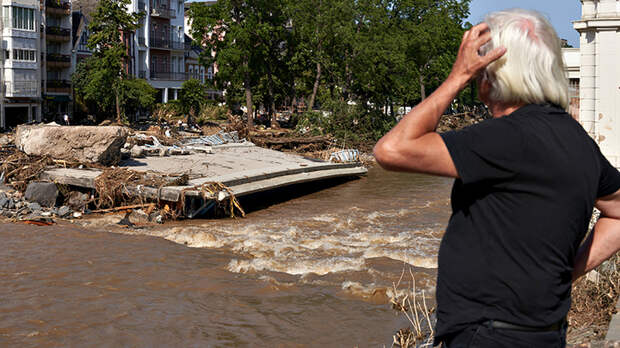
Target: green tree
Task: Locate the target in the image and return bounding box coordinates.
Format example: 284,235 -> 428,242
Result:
86,0 -> 142,122
180,78 -> 207,125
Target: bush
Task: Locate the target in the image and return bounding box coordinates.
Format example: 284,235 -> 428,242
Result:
195,105 -> 229,125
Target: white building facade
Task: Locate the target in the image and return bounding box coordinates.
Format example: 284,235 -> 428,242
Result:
570,0 -> 620,167
130,0 -> 190,103
0,0 -> 42,128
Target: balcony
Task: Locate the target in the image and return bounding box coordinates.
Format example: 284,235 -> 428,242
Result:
46,53 -> 71,68
46,26 -> 71,42
4,81 -> 39,98
150,6 -> 175,19
46,79 -> 71,94
45,0 -> 71,16
138,36 -> 146,46
149,37 -> 189,50
149,70 -> 190,81
138,0 -> 146,11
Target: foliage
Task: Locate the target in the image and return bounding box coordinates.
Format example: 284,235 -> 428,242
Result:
188,0 -> 471,141
180,79 -> 207,122
197,105 -> 229,124
72,0 -> 143,122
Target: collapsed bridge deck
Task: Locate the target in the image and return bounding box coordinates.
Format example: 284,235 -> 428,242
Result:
41,144 -> 367,218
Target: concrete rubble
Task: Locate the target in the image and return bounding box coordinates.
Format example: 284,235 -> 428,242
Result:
0,124 -> 366,223
15,125 -> 128,165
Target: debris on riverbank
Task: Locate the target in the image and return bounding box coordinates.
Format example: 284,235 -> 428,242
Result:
0,122 -> 366,224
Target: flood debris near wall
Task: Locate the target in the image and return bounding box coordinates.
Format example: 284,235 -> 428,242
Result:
0,123 -> 366,226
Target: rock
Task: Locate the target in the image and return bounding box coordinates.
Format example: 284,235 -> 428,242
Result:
0,134 -> 12,146
0,197 -> 8,209
57,206 -> 71,218
0,192 -> 6,201
158,147 -> 169,157
25,182 -> 58,207
28,202 -> 42,211
66,191 -> 89,211
15,125 -> 128,165
72,212 -> 82,218
586,269 -> 600,283
120,148 -> 130,160
130,145 -> 145,158
129,209 -> 150,224
7,199 -> 15,210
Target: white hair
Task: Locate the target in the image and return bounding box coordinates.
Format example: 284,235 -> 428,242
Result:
480,9 -> 569,110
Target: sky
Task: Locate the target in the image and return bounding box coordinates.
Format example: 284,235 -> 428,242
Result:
466,0 -> 582,47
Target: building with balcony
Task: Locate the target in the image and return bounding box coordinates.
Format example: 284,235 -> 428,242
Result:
41,0 -> 73,120
129,0 -> 189,103
0,0 -> 42,128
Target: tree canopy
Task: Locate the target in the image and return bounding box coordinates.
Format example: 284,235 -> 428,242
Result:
187,0 -> 472,133
72,0 -> 153,123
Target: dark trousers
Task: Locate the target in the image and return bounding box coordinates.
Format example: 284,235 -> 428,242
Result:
442,321 -> 567,348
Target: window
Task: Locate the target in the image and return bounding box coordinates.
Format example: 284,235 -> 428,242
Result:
12,48 -> 37,62
4,50 -> 8,60
12,6 -> 35,30
207,66 -> 213,80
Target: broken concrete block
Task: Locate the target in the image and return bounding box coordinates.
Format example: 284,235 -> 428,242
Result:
15,125 -> 128,165
57,205 -> 71,218
25,182 -> 58,207
66,191 -> 89,211
28,202 -> 42,211
130,145 -> 145,158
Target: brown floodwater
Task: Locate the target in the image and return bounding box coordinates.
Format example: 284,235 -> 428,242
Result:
0,168 -> 453,347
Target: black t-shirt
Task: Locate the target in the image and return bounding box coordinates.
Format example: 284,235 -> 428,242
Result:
435,104 -> 620,342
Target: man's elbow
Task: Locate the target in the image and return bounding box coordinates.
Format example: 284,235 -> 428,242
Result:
373,140 -> 407,171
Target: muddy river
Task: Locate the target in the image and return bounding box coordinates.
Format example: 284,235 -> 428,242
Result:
0,168 -> 453,347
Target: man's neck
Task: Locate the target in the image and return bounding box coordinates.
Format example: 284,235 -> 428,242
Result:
490,102 -> 524,118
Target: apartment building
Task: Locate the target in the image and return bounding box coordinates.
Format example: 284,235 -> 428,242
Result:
41,0 -> 72,120
0,0 -> 42,128
129,0 -> 189,103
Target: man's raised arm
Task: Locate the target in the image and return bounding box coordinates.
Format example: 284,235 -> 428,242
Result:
373,23 -> 505,177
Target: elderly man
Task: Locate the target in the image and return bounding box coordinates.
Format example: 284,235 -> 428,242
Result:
374,9 -> 620,348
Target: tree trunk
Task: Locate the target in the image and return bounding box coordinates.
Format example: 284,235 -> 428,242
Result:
267,66 -> 278,128
244,61 -> 253,130
115,88 -> 121,124
419,74 -> 426,100
308,61 -> 321,111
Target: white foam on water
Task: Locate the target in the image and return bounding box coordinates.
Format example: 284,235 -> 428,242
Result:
228,256 -> 365,275
145,207 -> 444,277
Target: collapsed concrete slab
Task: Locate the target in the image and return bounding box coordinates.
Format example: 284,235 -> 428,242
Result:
15,125 -> 128,165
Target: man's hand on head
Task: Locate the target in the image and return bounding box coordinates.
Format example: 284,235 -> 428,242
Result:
447,22 -> 507,90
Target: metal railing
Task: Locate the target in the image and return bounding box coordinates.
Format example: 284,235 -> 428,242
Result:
149,37 -> 189,50
46,79 -> 71,93
149,70 -> 190,81
138,37 -> 146,46
46,53 -> 71,62
46,0 -> 71,10
4,81 -> 39,97
46,26 -> 71,37
150,6 -> 175,18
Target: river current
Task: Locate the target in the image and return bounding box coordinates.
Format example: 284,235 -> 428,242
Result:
0,168 -> 453,347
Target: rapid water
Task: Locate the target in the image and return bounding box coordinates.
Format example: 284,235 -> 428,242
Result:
0,168 -> 453,347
